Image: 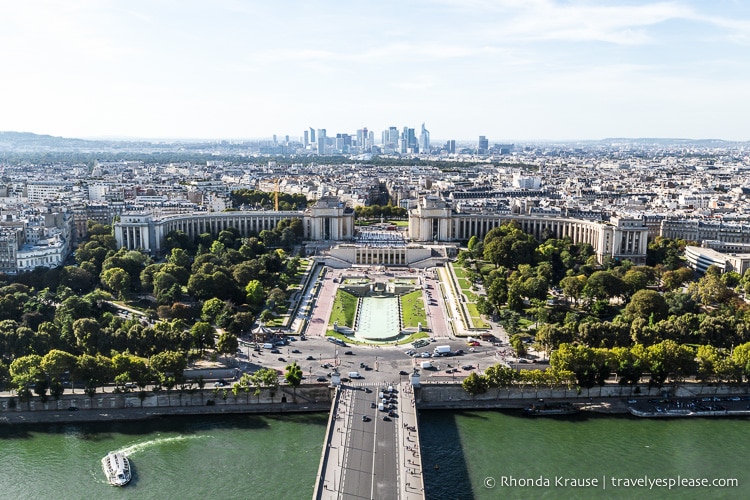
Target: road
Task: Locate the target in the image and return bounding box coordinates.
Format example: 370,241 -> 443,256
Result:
334,386 -> 399,499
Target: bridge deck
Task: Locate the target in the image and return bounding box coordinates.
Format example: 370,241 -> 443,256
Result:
313,382 -> 425,499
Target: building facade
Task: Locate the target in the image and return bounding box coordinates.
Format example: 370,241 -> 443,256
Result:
114,197 -> 355,255
408,196 -> 649,264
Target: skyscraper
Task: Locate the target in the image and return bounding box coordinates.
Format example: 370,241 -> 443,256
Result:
402,127 -> 416,153
478,136 -> 489,154
317,129 -> 327,155
309,127 -> 316,143
303,130 -> 309,148
419,123 -> 430,153
356,128 -> 369,152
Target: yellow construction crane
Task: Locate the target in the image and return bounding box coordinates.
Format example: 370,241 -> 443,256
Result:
274,178 -> 279,211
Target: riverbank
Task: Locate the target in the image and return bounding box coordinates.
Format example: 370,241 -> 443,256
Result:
6,380 -> 750,425
0,385 -> 333,425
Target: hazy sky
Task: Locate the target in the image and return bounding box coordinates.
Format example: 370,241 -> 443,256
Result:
2,0 -> 749,141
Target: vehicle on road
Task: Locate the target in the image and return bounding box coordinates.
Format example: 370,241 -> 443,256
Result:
434,345 -> 451,355
277,357 -> 286,362
399,370 -> 409,376
382,416 -> 391,422
344,350 -> 353,355
68,406 -> 79,411
316,377 -> 328,382
291,349 -> 301,354
348,371 -> 362,379
362,415 -> 371,422
306,355 -> 315,360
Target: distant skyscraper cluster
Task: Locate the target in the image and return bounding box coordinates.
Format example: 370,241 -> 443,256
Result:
298,123 -> 464,156
296,124 -> 510,156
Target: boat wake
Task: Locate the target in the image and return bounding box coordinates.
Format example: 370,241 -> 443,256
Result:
117,435 -> 209,457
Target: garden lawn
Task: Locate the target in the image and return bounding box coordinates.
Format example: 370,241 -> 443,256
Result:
329,289 -> 358,328
401,290 -> 427,328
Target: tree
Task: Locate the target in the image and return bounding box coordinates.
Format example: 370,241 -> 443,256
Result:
560,275 -> 586,306
216,331 -> 239,360
461,372 -> 488,396
285,361 -> 303,402
510,334 -> 527,358
245,279 -> 265,308
257,367 -> 279,403
10,354 -> 45,402
584,271 -> 626,301
72,317 -> 102,355
624,289 -> 668,323
76,354 -> 112,397
202,298 -> 225,323
646,340 -> 696,387
535,324 -> 574,355
150,350 -> 188,397
484,364 -> 516,398
41,349 -> 77,393
190,322 -> 215,355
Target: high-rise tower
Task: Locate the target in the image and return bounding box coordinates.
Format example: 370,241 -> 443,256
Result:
419,123 -> 430,153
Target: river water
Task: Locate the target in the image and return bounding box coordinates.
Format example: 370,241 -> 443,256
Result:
2,410 -> 748,499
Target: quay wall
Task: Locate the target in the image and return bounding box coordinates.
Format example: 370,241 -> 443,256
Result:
416,382 -> 750,412
5,381 -> 750,425
0,385 -> 333,425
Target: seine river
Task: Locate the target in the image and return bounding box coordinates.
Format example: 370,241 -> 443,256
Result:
2,410 -> 749,499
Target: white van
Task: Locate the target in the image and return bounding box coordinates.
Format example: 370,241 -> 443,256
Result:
348,371 -> 362,379
263,343 -> 274,349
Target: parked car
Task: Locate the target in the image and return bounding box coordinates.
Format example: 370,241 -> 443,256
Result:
344,350 -> 353,355
399,370 -> 409,376
291,349 -> 301,354
306,355 -> 315,360
316,377 -> 328,382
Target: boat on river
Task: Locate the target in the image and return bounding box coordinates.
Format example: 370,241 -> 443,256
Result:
523,402 -> 580,416
101,452 -> 131,486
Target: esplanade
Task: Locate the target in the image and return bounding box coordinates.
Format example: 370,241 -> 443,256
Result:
114,195 -> 650,265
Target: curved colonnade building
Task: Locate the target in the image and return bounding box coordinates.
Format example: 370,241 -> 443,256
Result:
114,197 -> 354,255
407,197 -> 649,265
114,196 -> 651,265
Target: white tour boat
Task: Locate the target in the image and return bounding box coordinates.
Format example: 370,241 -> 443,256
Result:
101,451 -> 131,486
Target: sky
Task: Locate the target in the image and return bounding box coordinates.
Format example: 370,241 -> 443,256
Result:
1,0 -> 749,142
